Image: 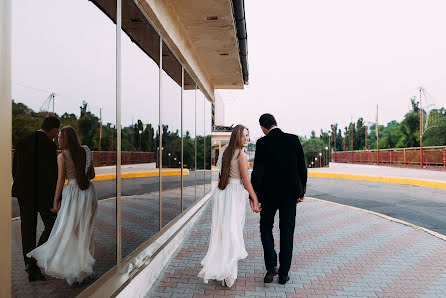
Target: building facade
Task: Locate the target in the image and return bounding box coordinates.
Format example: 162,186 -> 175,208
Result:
1,0 -> 248,296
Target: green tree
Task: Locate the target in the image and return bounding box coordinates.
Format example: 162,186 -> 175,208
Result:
398,99 -> 420,148
302,138 -> 324,167
12,100 -> 42,148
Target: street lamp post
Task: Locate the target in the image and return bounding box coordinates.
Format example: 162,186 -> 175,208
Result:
315,157 -> 318,168
110,124 -> 115,151
325,146 -> 328,166
138,130 -> 142,151
168,152 -> 171,168
319,152 -> 322,168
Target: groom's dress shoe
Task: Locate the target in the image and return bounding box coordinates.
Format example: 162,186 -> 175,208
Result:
264,269 -> 278,283
278,275 -> 290,285
26,265 -> 46,282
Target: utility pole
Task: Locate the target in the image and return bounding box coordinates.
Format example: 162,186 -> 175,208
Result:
99,108 -> 103,151
419,87 -> 423,168
376,105 -> 380,164
350,122 -> 353,163
365,125 -> 368,151
51,93 -> 55,116
334,124 -> 337,152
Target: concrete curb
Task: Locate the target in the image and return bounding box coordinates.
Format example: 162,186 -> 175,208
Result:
307,196 -> 446,241
309,171 -> 446,190
92,169 -> 189,182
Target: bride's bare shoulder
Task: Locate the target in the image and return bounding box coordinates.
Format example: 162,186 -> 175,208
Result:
238,150 -> 247,159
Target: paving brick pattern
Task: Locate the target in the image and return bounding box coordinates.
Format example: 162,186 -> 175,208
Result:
11,184 -> 210,297
148,197 -> 446,298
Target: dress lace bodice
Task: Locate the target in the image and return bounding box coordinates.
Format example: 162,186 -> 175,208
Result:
217,146 -> 243,180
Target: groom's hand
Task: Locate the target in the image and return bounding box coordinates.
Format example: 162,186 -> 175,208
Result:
297,196 -> 305,204
249,199 -> 261,213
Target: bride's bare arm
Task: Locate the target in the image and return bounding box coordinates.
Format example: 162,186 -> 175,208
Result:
238,151 -> 260,205
51,153 -> 66,212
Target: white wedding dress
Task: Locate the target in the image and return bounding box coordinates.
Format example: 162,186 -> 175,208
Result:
198,146 -> 248,287
27,146 -> 97,285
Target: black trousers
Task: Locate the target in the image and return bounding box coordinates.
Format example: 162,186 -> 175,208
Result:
18,198 -> 57,267
260,198 -> 297,277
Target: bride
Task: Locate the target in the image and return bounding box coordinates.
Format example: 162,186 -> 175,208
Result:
27,126 -> 98,285
198,124 -> 261,287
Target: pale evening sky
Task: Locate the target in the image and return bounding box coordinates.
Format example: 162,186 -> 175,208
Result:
220,0 -> 446,141
12,0 -> 446,141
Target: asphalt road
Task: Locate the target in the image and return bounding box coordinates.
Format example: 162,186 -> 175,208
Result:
12,173 -> 446,237
11,171 -> 210,218
306,177 -> 446,236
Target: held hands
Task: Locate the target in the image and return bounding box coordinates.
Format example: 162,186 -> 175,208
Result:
249,198 -> 261,213
50,199 -> 61,213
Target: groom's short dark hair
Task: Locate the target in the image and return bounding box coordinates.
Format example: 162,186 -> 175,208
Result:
41,116 -> 60,132
259,114 -> 277,129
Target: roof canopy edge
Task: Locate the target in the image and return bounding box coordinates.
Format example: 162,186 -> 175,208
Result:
135,0 -> 215,101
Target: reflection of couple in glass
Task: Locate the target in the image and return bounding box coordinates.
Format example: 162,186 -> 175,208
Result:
12,116 -> 97,285
199,114 -> 307,287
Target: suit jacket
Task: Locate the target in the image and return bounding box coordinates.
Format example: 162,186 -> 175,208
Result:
12,131 -> 58,209
251,128 -> 307,202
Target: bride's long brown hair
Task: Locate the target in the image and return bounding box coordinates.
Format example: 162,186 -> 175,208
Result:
60,126 -> 90,190
218,125 -> 247,190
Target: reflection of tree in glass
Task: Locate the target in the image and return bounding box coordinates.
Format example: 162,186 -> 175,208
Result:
78,101 -> 100,150
14,99 -> 223,168
183,131 -> 195,170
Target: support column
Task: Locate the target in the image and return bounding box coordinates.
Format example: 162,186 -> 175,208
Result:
0,0 -> 12,296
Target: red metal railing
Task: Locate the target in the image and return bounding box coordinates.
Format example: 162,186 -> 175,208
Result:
332,146 -> 446,169
92,151 -> 156,167
12,149 -> 155,168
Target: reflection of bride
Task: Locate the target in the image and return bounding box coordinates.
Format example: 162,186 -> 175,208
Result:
27,126 -> 97,285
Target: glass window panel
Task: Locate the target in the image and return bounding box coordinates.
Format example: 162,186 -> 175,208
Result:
205,99 -> 212,193
196,89 -> 206,197
121,0 -> 160,259
11,0 -> 116,295
161,42 -> 182,227
182,71 -> 196,209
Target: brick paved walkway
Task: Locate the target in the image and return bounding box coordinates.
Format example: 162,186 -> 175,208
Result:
147,197 -> 446,298
11,185 -> 208,297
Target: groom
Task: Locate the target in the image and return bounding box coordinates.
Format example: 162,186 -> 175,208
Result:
250,113 -> 307,284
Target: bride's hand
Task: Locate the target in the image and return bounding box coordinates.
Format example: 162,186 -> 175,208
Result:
50,200 -> 61,213
250,199 -> 261,213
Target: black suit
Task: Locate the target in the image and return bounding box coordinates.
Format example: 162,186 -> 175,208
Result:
251,128 -> 307,277
12,131 -> 58,266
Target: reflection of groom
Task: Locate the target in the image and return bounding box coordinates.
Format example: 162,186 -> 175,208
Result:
250,113 -> 307,285
12,116 -> 60,282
